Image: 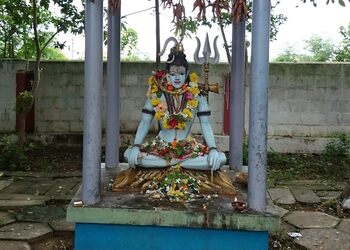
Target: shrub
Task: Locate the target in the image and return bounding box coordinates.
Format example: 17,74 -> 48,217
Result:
322,134 -> 350,178
0,135 -> 27,171
119,140 -> 131,162
324,134 -> 350,158
0,135 -> 35,171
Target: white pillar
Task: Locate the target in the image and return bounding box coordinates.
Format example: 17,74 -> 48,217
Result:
229,4 -> 246,171
105,4 -> 121,168
82,0 -> 103,205
248,0 -> 271,211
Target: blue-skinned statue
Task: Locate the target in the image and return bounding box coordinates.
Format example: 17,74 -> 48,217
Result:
124,40 -> 226,171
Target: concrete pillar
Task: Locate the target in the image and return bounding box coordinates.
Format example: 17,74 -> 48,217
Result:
105,4 -> 121,168
82,0 -> 103,205
248,0 -> 271,211
229,5 -> 246,171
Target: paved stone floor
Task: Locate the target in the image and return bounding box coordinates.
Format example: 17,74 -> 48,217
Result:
0,170 -> 348,249
0,171 -> 79,249
268,179 -> 350,250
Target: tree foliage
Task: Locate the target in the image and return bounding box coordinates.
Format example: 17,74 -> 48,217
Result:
273,46 -> 300,62
273,35 -> 335,62
335,23 -> 350,61
0,0 -> 31,58
301,0 -> 350,7
121,28 -> 138,56
159,0 -> 286,63
161,0 -> 286,41
0,0 -> 84,60
1,0 -> 85,149
274,26 -> 350,63
304,35 -> 335,61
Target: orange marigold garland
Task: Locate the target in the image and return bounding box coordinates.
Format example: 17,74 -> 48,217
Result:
147,71 -> 201,130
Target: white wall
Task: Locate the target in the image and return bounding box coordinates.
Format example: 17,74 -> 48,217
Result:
1,60 -> 349,152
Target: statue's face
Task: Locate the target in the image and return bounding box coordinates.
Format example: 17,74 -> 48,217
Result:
167,65 -> 188,89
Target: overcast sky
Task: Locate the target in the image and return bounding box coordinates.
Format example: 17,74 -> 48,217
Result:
62,0 -> 350,61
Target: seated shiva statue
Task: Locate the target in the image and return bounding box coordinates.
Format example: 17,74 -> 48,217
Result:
124,42 -> 226,171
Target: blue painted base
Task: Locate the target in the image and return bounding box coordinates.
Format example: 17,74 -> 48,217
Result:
75,223 -> 269,250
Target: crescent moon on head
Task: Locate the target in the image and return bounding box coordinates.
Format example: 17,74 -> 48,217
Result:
166,55 -> 175,64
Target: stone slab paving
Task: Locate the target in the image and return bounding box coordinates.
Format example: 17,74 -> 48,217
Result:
311,182 -> 346,191
0,212 -> 16,226
3,171 -> 82,178
284,211 -> 339,229
0,174 -> 78,247
279,180 -> 320,186
0,180 -> 13,191
15,206 -> 66,223
295,228 -> 350,250
278,180 -> 345,191
0,199 -> 47,210
0,193 -> 49,201
45,177 -> 81,199
0,172 -> 347,249
290,187 -> 321,204
0,240 -> 31,250
30,179 -> 59,195
0,178 -> 54,195
0,222 -> 53,242
266,204 -> 289,218
268,187 -> 296,205
316,190 -> 342,201
0,194 -> 49,210
337,219 -> 350,234
49,218 -> 75,232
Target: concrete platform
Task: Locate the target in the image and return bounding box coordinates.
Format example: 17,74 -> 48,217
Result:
67,165 -> 280,250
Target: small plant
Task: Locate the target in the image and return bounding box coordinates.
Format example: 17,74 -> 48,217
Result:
15,91 -> 33,114
324,134 -> 350,158
119,140 -> 132,162
0,135 -> 28,171
321,134 -> 350,179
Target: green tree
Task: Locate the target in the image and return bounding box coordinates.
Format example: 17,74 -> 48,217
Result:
3,0 -> 84,149
122,53 -> 151,61
335,22 -> 350,61
160,0 -> 287,63
301,0 -> 349,7
121,28 -> 138,56
0,0 -> 31,58
0,0 -> 79,60
273,46 -> 300,62
273,35 -> 337,62
13,31 -> 69,60
103,12 -> 138,57
303,35 -> 335,62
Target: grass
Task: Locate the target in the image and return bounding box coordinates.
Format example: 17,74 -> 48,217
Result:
0,134 -> 349,182
267,152 -> 350,182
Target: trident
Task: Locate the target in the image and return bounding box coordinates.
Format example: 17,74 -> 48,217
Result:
194,33 -> 220,102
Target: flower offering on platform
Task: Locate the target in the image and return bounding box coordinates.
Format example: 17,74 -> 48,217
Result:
145,164 -> 201,201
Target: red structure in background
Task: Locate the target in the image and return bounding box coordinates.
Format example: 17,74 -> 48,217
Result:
15,70 -> 35,133
223,74 -> 230,135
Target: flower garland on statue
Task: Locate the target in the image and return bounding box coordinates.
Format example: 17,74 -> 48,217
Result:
147,70 -> 200,130
142,136 -> 208,161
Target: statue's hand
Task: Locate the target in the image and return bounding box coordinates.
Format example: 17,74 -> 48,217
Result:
128,146 -> 141,168
208,149 -> 221,171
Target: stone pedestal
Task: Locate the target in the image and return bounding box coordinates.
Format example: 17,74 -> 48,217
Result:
67,165 -> 280,250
